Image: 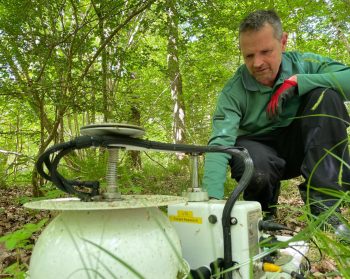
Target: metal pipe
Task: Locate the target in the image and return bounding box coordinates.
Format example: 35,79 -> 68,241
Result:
103,148 -> 121,200
191,153 -> 199,189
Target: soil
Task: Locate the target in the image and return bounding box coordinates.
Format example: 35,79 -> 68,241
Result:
0,187 -> 51,276
0,182 -> 344,278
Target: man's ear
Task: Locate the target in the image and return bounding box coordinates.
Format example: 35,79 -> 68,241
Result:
281,32 -> 288,51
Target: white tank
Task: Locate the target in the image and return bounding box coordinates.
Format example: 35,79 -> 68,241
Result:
25,196 -> 189,279
168,200 -> 264,278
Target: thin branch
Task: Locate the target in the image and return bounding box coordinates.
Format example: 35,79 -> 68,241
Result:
80,0 -> 155,80
0,149 -> 23,156
35,46 -> 56,83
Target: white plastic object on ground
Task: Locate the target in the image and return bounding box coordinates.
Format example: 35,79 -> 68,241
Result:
26,197 -> 188,279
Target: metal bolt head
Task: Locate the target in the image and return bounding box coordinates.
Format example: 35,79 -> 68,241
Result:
208,215 -> 218,224
231,217 -> 238,225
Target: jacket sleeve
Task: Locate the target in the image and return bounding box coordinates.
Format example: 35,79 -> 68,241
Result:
202,86 -> 241,199
297,53 -> 350,100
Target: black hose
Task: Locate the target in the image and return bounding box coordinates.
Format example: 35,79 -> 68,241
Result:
221,149 -> 254,279
36,136 -> 102,200
36,135 -> 252,202
36,134 -> 254,275
190,266 -> 211,279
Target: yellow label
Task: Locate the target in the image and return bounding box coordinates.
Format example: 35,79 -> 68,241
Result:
169,210 -> 202,224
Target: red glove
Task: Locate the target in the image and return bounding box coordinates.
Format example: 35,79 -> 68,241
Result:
266,79 -> 297,119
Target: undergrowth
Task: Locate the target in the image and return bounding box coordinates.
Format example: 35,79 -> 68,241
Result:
1,149 -> 350,278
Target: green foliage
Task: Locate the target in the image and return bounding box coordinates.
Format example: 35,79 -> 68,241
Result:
303,206 -> 350,277
0,219 -> 48,279
0,155 -> 8,188
1,1 -> 350,276
136,155 -> 191,195
1,0 -> 350,186
102,151 -> 192,195
0,218 -> 47,251
261,187 -> 350,277
17,188 -> 66,204
2,262 -> 27,279
313,224 -> 350,277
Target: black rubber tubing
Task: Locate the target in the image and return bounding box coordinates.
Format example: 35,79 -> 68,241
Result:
36,134 -> 254,277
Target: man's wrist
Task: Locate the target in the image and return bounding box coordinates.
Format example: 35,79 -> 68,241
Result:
288,75 -> 297,83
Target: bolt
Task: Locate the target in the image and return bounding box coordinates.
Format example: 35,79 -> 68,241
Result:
231,217 -> 238,225
208,215 -> 218,224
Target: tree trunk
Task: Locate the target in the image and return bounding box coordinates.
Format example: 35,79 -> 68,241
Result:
32,98 -> 46,197
127,73 -> 142,169
130,106 -> 142,169
166,0 -> 186,144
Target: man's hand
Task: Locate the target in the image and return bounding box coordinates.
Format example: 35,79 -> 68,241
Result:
266,78 -> 298,119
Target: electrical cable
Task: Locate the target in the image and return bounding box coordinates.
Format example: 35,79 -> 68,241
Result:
36,134 -> 252,203
36,137 -> 101,200
305,236 -> 323,263
258,220 -> 315,275
36,134 -> 254,279
221,149 -> 254,279
289,245 -> 311,274
258,219 -> 323,266
259,239 -> 308,279
36,132 -> 317,279
259,221 -> 323,271
259,220 -> 295,232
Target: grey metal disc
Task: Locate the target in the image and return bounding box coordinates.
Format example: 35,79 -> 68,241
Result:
80,123 -> 145,138
24,195 -> 187,211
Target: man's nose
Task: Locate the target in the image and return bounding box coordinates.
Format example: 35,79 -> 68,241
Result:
253,55 -> 264,68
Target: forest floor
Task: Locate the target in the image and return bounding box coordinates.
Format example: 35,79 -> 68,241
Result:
0,187 -> 52,277
0,181 -> 345,278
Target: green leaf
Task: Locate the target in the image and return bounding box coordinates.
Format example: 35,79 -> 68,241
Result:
0,218 -> 48,251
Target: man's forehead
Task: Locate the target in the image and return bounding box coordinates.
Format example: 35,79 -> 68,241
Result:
239,23 -> 277,44
239,29 -> 277,52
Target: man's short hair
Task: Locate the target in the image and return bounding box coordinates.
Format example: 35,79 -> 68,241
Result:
239,10 -> 283,40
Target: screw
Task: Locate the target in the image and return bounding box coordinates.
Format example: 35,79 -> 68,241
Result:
231,217 -> 238,225
208,215 -> 218,224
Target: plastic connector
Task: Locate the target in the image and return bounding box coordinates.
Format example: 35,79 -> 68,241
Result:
190,266 -> 211,279
290,271 -> 306,279
262,262 -> 282,272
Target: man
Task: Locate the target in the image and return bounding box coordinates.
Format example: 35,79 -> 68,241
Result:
203,10 -> 350,235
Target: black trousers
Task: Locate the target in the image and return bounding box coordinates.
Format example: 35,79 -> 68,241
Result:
229,88 -> 350,214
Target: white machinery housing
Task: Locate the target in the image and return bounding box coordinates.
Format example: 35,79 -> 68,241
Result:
31,123 -> 308,279
168,200 -> 265,279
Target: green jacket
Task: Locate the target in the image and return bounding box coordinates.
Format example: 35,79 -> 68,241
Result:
203,51 -> 350,199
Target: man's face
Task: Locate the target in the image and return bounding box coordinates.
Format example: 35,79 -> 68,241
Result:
239,23 -> 288,87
